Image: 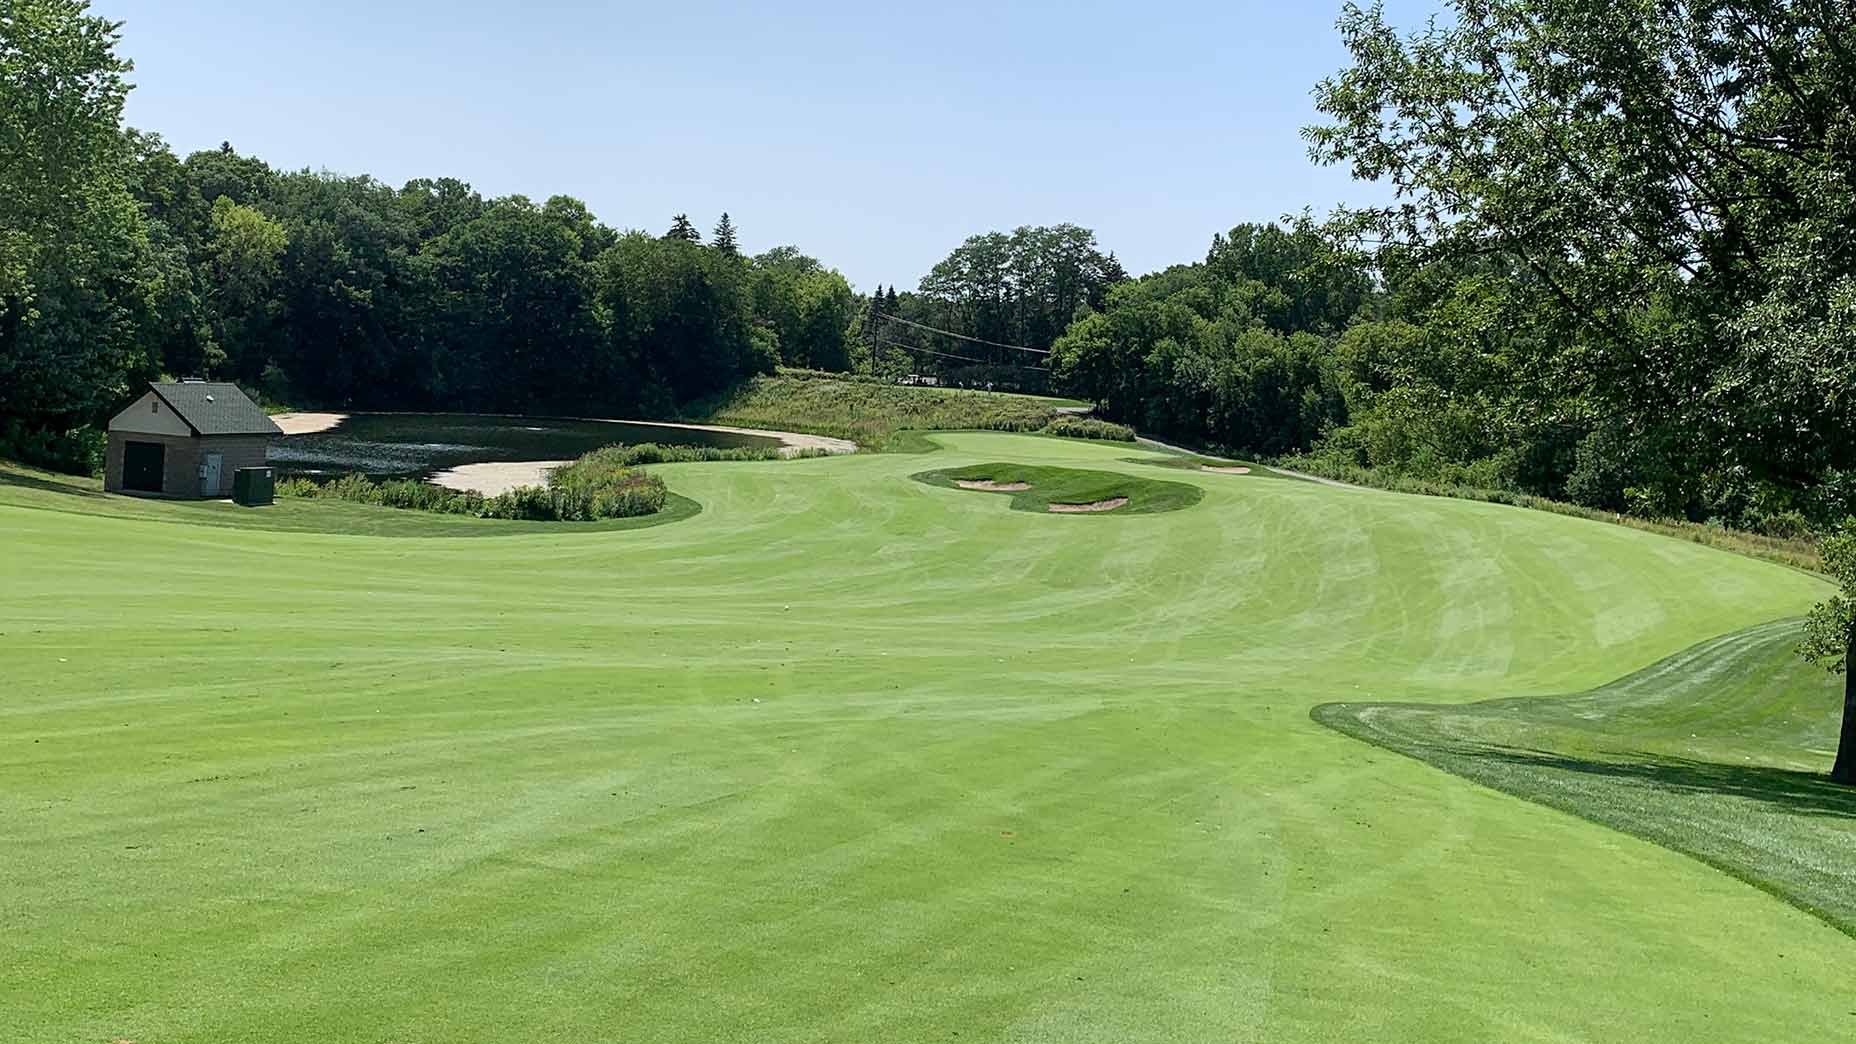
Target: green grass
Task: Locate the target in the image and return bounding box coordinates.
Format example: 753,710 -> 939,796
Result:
1314,618 -> 1856,934
3,433 -> 1853,1042
913,462 -> 1203,514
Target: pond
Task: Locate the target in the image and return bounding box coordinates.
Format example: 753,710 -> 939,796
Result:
269,413 -> 781,479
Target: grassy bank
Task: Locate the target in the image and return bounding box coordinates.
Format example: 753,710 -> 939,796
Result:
687,369 -> 1128,448
1277,455 -> 1826,573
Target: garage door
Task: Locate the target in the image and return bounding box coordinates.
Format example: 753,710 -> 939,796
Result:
123,441 -> 165,493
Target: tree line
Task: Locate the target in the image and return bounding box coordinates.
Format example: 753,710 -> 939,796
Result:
1054,1 -> 1855,542
7,0 -> 1855,546
1,1 -> 860,470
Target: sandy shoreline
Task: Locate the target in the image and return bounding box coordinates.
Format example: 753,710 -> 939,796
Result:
271,411 -> 348,435
429,460 -> 569,497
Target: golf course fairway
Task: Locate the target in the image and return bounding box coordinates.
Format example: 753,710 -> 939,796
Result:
3,431 -> 1850,1042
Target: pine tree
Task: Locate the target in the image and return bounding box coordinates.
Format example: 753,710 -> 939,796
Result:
664,214 -> 701,243
712,213 -> 738,254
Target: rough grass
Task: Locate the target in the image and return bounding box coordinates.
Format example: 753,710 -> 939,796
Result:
687,370 -> 1099,449
1314,618 -> 1856,935
3,433 -> 1851,1043
913,462 -> 1202,515
1277,455 -> 1826,573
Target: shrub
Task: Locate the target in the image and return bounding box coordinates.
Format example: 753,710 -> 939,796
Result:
553,442 -> 784,474
0,420 -> 106,476
1040,416 -> 1136,442
279,456 -> 665,522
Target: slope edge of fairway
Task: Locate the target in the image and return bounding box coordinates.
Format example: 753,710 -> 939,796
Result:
1314,617 -> 1856,937
0,461 -> 704,537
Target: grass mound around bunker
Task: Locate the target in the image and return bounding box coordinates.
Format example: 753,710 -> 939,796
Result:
912,462 -> 1202,515
1314,618 -> 1856,937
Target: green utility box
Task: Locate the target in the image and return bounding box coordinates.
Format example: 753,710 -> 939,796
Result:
232,466 -> 275,507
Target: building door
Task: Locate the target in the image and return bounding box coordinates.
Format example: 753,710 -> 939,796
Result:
123,441 -> 165,493
200,452 -> 223,497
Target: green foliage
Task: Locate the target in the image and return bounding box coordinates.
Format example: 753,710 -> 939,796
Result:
886,224 -> 1121,390
711,213 -> 738,255
0,0 -> 157,432
1037,416 -> 1134,442
749,247 -> 856,371
1801,523 -> 1856,672
1305,0 -> 1856,528
1051,221 -> 1354,455
550,441 -> 785,474
0,419 -> 105,476
281,449 -> 672,522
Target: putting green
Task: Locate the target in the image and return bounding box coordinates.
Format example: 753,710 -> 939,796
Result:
1,432 -> 1848,1043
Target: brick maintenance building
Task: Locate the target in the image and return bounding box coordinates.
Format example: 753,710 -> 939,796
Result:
104,382 -> 282,498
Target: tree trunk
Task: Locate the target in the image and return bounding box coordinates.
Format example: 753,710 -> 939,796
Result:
1835,629 -> 1856,786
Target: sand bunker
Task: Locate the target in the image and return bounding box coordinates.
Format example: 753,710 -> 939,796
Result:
1202,465 -> 1252,474
430,460 -> 569,497
271,411 -> 348,435
956,479 -> 1032,491
1048,497 -> 1129,513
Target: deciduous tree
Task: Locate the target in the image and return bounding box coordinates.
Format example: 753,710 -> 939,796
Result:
1802,524 -> 1856,784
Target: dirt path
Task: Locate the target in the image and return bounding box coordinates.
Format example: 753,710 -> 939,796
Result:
430,460 -> 569,497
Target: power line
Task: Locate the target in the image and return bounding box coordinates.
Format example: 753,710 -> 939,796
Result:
877,338 -> 1049,372
873,312 -> 1051,355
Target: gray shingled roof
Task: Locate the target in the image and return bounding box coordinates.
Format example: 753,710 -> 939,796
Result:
147,382 -> 283,436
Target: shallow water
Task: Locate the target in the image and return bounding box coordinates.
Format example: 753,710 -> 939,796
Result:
271,413 -> 777,478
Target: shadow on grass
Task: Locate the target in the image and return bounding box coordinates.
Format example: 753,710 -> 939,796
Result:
1434,742 -> 1856,821
0,468 -> 105,498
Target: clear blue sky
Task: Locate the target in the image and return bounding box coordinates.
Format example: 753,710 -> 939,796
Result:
105,0 -> 1436,291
